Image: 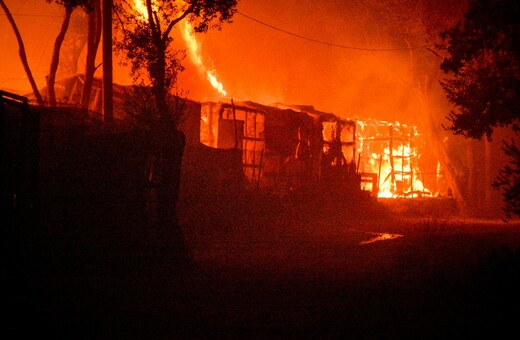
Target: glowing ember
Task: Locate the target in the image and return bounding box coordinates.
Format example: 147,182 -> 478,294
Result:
359,232 -> 404,245
180,21 -> 227,97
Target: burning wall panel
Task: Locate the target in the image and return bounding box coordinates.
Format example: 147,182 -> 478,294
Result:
201,102 -> 267,186
200,101 -> 319,191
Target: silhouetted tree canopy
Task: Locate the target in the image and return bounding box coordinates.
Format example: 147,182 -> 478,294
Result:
438,0 -> 520,139
438,0 -> 520,217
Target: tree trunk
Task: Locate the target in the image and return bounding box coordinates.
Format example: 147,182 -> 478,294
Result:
151,39 -> 169,120
80,0 -> 102,111
153,125 -> 187,254
484,135 -> 492,216
101,0 -> 113,121
48,7 -> 73,106
0,0 -> 43,105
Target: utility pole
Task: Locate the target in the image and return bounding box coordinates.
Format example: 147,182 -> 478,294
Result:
102,0 -> 113,122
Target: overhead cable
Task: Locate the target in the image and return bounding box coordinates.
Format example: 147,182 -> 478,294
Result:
236,10 -> 430,52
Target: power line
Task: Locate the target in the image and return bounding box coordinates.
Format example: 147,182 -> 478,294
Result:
236,10 -> 430,52
2,9 -> 430,52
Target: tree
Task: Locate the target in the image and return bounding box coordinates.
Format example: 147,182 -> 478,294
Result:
438,0 -> 520,139
437,0 -> 520,216
493,141 -> 520,217
0,0 -> 44,105
80,0 -> 102,110
46,0 -> 91,106
59,10 -> 89,76
113,0 -> 237,254
114,0 -> 236,125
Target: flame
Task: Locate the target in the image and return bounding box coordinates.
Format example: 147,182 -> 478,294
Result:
180,21 -> 227,97
357,120 -> 433,198
375,145 -> 428,198
133,0 -> 152,19
207,72 -> 227,97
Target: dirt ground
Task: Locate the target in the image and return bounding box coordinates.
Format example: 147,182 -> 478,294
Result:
7,193 -> 519,339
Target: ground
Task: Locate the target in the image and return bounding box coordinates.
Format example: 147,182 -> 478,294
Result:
7,193 -> 520,339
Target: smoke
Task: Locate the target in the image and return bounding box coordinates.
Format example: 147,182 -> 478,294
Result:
0,7 -> 425,142
176,0 -> 461,131
1,0 -> 462,131
0,0 -> 454,162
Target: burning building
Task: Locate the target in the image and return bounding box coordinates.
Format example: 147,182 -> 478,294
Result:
200,101 -> 320,194
199,100 -> 436,199
20,70 -> 439,202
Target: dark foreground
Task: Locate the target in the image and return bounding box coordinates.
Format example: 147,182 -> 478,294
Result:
6,196 -> 520,339
5,98 -> 518,338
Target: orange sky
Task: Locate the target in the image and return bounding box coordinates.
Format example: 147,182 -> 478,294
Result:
0,0 -> 464,128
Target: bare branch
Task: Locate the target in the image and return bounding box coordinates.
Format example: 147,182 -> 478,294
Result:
0,0 -> 44,105
146,0 -> 158,35
163,5 -> 194,42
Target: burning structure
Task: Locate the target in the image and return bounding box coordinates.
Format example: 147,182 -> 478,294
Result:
200,101 -> 320,194
24,71 -> 439,203
199,100 -> 436,199
2,0 -> 512,221
356,119 -> 432,198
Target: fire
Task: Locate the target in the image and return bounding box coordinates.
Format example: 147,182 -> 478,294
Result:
375,145 -> 428,198
132,0 -> 228,97
207,72 -> 227,97
180,21 -> 227,97
133,0 -> 153,19
357,119 -> 432,198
